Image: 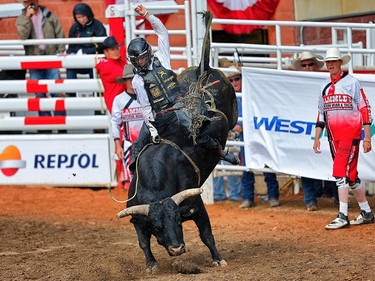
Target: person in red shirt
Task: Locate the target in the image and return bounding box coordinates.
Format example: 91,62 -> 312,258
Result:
313,47 -> 373,230
96,36 -> 126,113
96,36 -> 127,189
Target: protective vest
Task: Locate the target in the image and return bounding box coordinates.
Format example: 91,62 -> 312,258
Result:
140,57 -> 181,113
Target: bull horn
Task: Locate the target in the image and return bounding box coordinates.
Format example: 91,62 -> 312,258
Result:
171,188 -> 203,206
116,204 -> 150,218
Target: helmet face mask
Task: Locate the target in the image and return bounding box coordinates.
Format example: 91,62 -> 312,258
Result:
127,38 -> 152,71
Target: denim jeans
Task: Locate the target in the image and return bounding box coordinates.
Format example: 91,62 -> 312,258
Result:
242,171 -> 280,201
213,166 -> 242,201
301,177 -> 321,206
29,69 -> 66,117
240,136 -> 279,201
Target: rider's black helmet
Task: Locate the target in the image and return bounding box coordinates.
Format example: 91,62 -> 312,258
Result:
127,38 -> 152,71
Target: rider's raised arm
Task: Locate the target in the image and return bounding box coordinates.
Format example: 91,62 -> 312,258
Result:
147,15 -> 171,70
135,4 -> 171,70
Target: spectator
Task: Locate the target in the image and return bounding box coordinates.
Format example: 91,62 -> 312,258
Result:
313,47 -> 374,230
213,145 -> 242,201
96,36 -> 126,188
16,0 -> 66,123
292,51 -> 338,211
213,61 -> 242,201
66,3 -> 107,97
111,64 -> 143,187
96,36 -> 126,114
127,4 -> 239,172
217,59 -> 280,208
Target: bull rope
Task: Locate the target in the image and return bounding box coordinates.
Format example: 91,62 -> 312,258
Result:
108,143 -> 151,204
108,139 -> 201,204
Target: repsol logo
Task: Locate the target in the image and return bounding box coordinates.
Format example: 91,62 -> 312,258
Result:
34,154 -> 99,169
254,116 -> 315,135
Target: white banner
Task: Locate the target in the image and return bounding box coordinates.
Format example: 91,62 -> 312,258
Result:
242,67 -> 375,181
0,135 -> 115,186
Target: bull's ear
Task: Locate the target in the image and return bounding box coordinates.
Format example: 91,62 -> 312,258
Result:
179,205 -> 198,219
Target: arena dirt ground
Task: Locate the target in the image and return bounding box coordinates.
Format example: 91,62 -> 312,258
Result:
1,185 -> 374,281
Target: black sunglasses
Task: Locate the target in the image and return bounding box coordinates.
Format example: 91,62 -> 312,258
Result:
229,77 -> 241,82
301,63 -> 315,67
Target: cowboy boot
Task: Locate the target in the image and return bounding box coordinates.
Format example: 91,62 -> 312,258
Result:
219,149 -> 240,165
196,134 -> 239,165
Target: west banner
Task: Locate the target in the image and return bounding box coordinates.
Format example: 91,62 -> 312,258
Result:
242,67 -> 375,181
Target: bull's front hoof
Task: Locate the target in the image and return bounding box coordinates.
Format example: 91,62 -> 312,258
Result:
146,261 -> 158,274
212,259 -> 228,267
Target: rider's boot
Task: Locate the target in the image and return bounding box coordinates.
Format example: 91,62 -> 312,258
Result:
219,149 -> 240,165
196,134 -> 239,165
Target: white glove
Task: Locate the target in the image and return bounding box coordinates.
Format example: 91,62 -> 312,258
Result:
148,123 -> 160,144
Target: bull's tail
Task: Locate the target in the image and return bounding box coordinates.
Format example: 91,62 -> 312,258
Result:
198,11 -> 213,76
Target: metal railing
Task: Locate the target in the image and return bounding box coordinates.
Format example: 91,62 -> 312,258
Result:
211,19 -> 375,73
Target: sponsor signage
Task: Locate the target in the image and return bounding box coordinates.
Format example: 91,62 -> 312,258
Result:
242,68 -> 375,181
0,136 -> 114,186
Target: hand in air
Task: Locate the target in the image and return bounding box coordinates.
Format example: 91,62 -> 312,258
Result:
135,4 -> 147,16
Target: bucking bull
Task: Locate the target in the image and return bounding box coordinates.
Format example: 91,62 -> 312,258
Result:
115,12 -> 238,272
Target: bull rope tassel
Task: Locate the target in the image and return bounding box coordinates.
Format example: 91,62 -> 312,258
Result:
108,143 -> 152,204
197,72 -> 228,125
184,72 -> 210,144
199,75 -> 229,125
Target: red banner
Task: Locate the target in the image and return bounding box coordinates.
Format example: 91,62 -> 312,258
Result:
208,0 -> 280,34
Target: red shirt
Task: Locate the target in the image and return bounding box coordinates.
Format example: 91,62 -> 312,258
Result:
96,57 -> 126,113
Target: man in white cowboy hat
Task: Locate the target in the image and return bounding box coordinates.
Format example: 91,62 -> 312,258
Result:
111,64 -> 143,187
292,51 -> 324,71
294,51 -> 338,212
313,47 -> 374,230
217,59 -> 280,208
213,60 -> 243,202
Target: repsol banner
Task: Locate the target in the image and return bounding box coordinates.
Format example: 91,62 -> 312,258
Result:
0,135 -> 115,186
242,67 -> 375,181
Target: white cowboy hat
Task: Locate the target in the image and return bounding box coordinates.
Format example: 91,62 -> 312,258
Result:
292,51 -> 324,70
218,58 -> 241,78
317,47 -> 351,65
224,65 -> 241,78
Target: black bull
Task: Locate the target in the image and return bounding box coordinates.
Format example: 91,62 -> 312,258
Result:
116,12 -> 238,272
